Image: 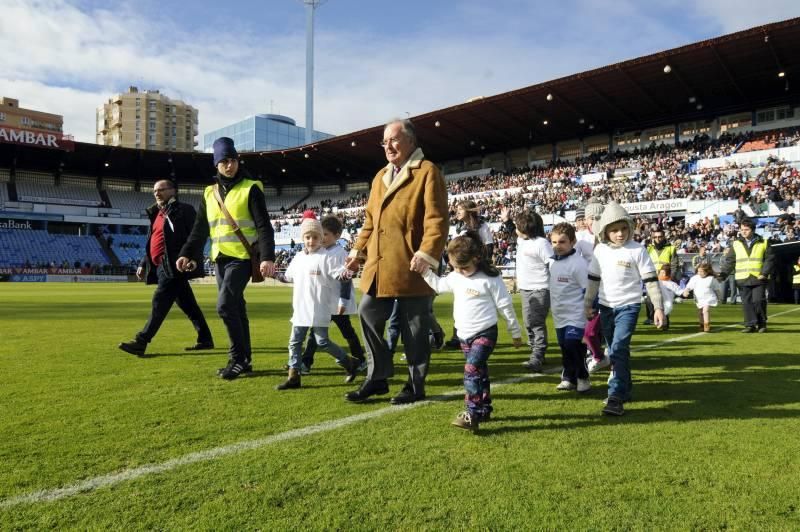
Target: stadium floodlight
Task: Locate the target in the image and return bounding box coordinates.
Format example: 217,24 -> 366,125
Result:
663,64 -> 672,74
546,93 -> 553,101
304,153 -> 310,159
434,121 -> 441,127
778,71 -> 785,78
350,141 -> 356,147
299,0 -> 328,145
543,120 -> 548,125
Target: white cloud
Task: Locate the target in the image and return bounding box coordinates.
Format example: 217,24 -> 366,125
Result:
2,0 -> 798,146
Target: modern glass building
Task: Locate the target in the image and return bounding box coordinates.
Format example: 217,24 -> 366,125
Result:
202,114 -> 333,152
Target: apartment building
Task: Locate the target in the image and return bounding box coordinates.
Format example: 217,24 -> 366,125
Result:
96,87 -> 198,152
0,97 -> 63,133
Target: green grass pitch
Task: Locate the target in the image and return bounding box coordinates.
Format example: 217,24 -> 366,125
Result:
0,283 -> 799,529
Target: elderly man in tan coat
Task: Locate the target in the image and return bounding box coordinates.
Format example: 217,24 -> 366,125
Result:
344,119 -> 449,404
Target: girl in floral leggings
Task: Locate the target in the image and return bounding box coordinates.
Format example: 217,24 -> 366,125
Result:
421,231 -> 522,432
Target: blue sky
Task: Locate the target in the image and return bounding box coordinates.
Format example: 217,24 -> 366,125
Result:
1,0 -> 799,144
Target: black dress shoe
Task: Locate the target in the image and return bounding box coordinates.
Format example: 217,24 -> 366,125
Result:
345,379 -> 389,402
118,339 -> 146,357
390,388 -> 425,405
185,341 -> 214,351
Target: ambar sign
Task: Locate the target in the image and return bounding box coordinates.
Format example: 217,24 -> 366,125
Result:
0,126 -> 74,151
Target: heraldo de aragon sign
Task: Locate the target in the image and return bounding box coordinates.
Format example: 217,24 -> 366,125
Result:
0,125 -> 74,152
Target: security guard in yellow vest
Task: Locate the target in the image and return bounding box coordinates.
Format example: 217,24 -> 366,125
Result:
792,257 -> 800,305
719,219 -> 774,333
644,227 -> 680,325
177,137 -> 276,379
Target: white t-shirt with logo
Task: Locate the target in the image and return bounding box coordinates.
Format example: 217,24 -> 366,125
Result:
685,274 -> 720,308
589,240 -> 656,308
422,269 -> 521,340
548,252 -> 588,329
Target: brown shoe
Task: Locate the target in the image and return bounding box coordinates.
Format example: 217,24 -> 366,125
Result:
276,368 -> 301,390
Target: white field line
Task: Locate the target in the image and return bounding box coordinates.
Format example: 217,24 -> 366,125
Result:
2,307 -> 797,509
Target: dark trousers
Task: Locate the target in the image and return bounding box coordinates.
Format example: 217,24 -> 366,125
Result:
302,314 -> 365,367
556,326 -> 589,384
740,283 -> 767,328
215,257 -> 252,364
359,286 -> 433,396
794,287 -> 800,305
137,264 -> 213,345
387,298 -> 442,354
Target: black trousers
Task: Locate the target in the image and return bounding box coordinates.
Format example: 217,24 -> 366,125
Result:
137,264 -> 212,345
740,283 -> 767,328
302,314 -> 365,366
359,285 -> 433,396
215,257 -> 252,364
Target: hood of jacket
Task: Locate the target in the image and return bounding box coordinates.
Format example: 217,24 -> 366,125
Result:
592,201 -> 634,245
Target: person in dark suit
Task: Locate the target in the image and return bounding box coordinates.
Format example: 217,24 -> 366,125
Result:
118,179 -> 213,357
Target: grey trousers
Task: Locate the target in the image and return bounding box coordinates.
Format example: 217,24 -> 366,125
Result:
359,290 -> 433,396
520,288 -> 550,360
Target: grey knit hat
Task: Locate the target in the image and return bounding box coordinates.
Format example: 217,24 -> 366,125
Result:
592,201 -> 634,244
584,200 -> 604,220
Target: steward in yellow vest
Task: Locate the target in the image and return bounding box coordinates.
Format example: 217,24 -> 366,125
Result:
718,219 -> 774,332
793,262 -> 800,288
177,137 -> 276,379
647,228 -> 680,281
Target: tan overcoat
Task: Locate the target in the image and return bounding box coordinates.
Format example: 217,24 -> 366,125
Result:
350,148 -> 449,297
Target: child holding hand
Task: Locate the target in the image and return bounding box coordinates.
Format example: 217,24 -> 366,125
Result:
420,231 -> 522,432
683,263 -> 720,332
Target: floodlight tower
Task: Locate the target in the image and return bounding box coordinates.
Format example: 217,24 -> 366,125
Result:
302,0 -> 327,145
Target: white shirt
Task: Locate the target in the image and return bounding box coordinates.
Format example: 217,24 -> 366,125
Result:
422,269 -> 521,340
284,248 -> 343,327
324,243 -> 357,315
575,229 -> 596,265
589,240 -> 656,308
659,279 -> 683,315
685,274 -> 720,308
457,221 -> 493,246
515,236 -> 552,290
548,251 -> 588,329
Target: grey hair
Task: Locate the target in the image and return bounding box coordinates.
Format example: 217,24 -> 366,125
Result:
385,118 -> 418,147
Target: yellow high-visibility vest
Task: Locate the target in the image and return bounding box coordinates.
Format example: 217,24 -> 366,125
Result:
793,264 -> 800,285
732,239 -> 766,281
648,244 -> 675,270
204,178 -> 262,260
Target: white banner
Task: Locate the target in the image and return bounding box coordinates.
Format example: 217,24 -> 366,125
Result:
580,172 -> 606,184
46,275 -> 128,282
621,198 -> 689,214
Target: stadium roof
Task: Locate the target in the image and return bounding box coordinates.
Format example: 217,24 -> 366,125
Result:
1,16 -> 799,187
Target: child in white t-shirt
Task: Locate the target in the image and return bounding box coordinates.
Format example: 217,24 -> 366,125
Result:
683,263 -> 721,332
658,264 -> 684,330
584,202 -> 664,416
272,214 -> 361,390
548,223 -> 591,393
513,210 -> 553,372
421,231 -> 522,432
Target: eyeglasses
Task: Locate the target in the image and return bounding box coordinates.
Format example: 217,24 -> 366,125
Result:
379,137 -> 404,148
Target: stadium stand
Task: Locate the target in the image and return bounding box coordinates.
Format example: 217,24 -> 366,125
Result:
0,229 -> 109,268
108,234 -> 148,268
15,171 -> 102,207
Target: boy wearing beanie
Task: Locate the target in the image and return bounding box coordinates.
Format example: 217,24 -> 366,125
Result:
583,202 -> 664,416
273,212 -> 361,389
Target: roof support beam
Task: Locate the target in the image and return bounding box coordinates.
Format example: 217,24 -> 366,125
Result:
579,77 -> 637,124
710,45 -> 750,104
616,65 -> 669,115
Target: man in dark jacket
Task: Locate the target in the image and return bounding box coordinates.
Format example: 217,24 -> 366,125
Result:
118,179 -> 213,357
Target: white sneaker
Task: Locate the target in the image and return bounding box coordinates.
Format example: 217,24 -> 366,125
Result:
587,353 -> 610,373
556,380 -> 576,391
577,378 -> 591,393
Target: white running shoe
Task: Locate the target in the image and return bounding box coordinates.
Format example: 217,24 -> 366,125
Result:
556,380 -> 576,391
587,353 -> 610,373
577,378 -> 591,393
